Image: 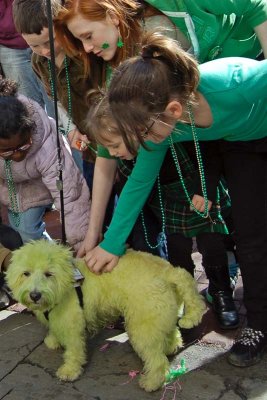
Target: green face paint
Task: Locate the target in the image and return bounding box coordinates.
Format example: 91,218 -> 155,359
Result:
101,42 -> 110,49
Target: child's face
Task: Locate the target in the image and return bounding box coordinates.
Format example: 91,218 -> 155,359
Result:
104,136 -> 134,160
67,14 -> 119,61
0,133 -> 32,162
22,27 -> 63,59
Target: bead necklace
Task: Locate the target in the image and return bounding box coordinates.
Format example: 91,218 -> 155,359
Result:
105,64 -> 113,87
48,56 -> 72,136
4,160 -> 20,227
140,176 -> 167,252
168,103 -> 209,218
120,159 -> 168,257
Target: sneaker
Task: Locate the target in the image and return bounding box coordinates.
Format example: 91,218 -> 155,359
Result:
228,327 -> 267,367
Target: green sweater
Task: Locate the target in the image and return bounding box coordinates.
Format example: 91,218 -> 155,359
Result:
146,0 -> 267,61
100,57 -> 267,255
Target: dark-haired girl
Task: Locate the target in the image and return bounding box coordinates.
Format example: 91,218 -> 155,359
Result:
0,76 -> 90,250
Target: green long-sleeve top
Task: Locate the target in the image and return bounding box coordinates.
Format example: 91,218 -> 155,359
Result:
100,57 -> 267,255
146,0 -> 267,61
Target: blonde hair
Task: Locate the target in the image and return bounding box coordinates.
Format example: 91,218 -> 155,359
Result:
85,90 -> 139,155
108,31 -> 199,153
86,89 -> 118,137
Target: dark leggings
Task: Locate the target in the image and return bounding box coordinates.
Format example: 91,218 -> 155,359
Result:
221,148 -> 267,331
167,231 -> 228,273
0,224 -> 23,250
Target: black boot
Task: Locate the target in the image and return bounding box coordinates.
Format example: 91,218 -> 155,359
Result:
204,265 -> 239,330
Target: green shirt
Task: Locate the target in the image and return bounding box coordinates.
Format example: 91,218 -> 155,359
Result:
100,57 -> 267,255
146,0 -> 267,61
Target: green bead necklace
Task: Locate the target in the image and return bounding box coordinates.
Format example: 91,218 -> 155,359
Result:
140,176 -> 167,253
4,159 -> 20,227
48,56 -> 72,136
120,159 -> 168,254
106,64 -> 113,87
168,103 -> 209,218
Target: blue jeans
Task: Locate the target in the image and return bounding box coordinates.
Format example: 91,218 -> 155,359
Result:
72,149 -> 83,173
8,205 -> 52,243
0,46 -> 54,116
82,160 -> 95,192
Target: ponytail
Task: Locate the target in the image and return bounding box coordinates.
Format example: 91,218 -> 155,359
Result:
108,31 -> 199,152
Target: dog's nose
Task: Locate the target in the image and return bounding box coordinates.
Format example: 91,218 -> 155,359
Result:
29,291 -> 42,302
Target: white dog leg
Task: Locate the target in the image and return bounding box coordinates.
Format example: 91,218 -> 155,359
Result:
44,333 -> 61,350
56,337 -> 86,381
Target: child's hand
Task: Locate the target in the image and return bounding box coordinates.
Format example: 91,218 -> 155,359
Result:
67,128 -> 90,151
76,232 -> 103,258
84,246 -> 119,274
191,194 -> 212,212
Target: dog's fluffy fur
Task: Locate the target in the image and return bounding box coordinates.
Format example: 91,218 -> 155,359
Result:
6,240 -> 205,391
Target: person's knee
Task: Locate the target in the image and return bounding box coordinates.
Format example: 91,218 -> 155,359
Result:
0,225 -> 23,250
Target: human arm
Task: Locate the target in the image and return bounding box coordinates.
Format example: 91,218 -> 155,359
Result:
77,156 -> 117,258
85,141 -> 168,273
254,20 -> 267,58
57,101 -> 90,151
36,112 -> 90,251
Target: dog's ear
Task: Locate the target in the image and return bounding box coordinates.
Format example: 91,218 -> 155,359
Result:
5,253 -> 26,298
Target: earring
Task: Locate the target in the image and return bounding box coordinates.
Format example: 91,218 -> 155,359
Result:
117,27 -> 124,48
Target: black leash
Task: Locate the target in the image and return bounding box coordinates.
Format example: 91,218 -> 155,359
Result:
45,0 -> 66,244
44,286 -> 84,321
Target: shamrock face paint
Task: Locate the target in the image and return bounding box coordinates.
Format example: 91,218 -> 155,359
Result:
102,42 -> 110,49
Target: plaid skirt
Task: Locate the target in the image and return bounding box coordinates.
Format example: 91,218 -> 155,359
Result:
117,143 -> 231,238
147,179 -> 230,237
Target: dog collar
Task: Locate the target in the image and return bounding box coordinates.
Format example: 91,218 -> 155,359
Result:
43,286 -> 84,321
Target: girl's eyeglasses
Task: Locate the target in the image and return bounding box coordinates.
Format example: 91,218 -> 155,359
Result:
140,114 -> 160,138
0,137 -> 33,158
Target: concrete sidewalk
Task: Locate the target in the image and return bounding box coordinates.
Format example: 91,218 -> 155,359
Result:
1,252 -> 267,400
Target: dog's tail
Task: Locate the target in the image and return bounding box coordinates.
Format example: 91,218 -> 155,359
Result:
168,267 -> 206,329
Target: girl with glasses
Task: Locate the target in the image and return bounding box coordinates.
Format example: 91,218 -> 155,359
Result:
103,32 -> 267,368
82,92 -> 239,329
0,76 -> 90,250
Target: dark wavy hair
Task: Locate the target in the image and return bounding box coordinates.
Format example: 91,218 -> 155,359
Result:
0,76 -> 35,139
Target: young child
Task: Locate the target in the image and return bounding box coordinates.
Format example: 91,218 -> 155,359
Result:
99,32 -> 267,368
80,93 -> 239,330
12,0 -> 103,189
0,75 -> 90,250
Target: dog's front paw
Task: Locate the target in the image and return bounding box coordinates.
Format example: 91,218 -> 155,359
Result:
44,334 -> 61,350
56,364 -> 83,381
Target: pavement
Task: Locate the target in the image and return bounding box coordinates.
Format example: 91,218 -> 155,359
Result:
1,211 -> 267,399
1,253 -> 267,400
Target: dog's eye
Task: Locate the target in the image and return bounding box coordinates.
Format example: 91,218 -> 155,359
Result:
23,271 -> 30,277
44,272 -> 53,278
